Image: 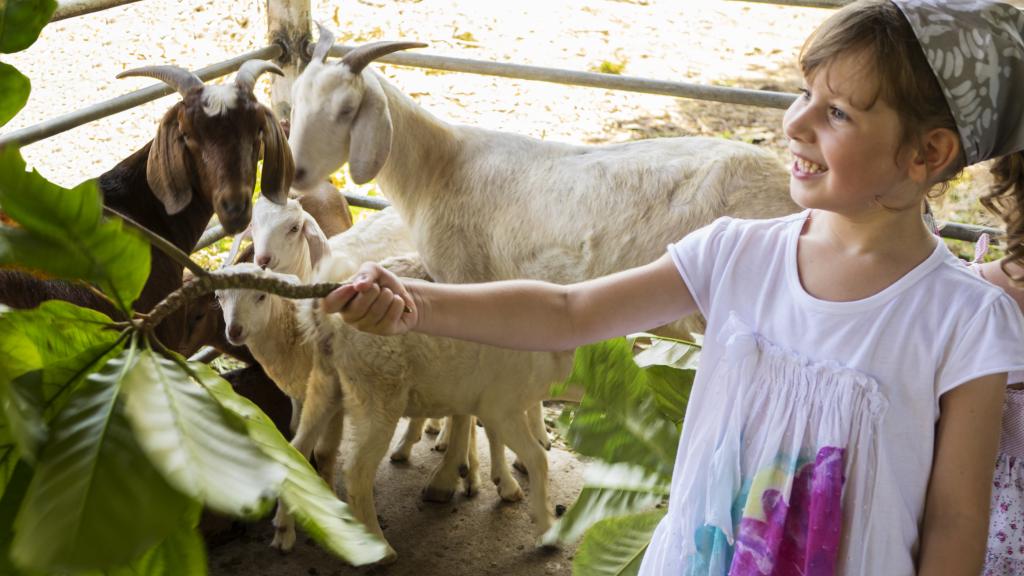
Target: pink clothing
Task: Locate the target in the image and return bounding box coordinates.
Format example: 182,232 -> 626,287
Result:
985,390 -> 1024,576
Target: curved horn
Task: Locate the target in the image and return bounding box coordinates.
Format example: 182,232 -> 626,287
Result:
235,59 -> 284,93
117,65 -> 203,96
340,40 -> 427,75
312,21 -> 335,63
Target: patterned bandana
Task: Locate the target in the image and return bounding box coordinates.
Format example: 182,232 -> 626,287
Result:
892,0 -> 1024,165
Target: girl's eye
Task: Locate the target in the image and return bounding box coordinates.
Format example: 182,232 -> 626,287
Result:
828,106 -> 848,122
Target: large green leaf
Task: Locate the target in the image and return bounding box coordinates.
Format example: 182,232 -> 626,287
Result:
559,338 -> 684,478
11,341 -> 192,573
101,505 -> 207,576
0,0 -> 56,53
543,461 -> 668,545
0,147 -> 150,311
572,510 -> 665,576
0,62 -> 29,127
198,361 -> 390,566
121,348 -> 284,518
0,460 -> 34,576
0,301 -> 121,465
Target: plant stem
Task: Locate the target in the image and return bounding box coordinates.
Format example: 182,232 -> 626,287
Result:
140,270 -> 346,332
102,206 -> 208,278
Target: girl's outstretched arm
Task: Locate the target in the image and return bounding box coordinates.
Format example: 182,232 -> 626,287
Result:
979,258 -> 1024,310
323,253 -> 698,351
917,373 -> 1006,576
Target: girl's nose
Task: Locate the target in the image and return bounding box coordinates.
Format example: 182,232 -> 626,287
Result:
783,99 -> 814,143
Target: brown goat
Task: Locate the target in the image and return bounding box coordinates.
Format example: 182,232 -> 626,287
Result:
0,61 -> 293,352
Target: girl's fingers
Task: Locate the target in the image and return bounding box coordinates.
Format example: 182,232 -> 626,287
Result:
365,287 -> 396,327
323,284 -> 357,314
341,282 -> 381,323
383,293 -> 408,332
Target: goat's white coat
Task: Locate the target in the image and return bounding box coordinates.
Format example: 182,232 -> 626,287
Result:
289,58 -> 798,298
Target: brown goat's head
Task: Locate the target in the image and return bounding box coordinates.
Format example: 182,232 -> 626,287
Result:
118,61 -> 294,234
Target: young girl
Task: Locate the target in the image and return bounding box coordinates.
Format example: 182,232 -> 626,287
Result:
978,154 -> 1024,574
325,1 -> 1024,573
979,254 -> 1024,576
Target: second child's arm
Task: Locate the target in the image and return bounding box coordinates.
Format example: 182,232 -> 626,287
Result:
323,253 -> 698,351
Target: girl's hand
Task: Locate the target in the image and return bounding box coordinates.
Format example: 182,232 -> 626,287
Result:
323,262 -> 418,335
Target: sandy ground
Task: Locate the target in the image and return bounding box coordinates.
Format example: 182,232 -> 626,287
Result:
2,1 -> 1007,574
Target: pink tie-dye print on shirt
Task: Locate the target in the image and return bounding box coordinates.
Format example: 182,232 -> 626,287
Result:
729,446 -> 845,576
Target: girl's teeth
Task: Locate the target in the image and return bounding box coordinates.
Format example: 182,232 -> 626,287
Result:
796,158 -> 827,174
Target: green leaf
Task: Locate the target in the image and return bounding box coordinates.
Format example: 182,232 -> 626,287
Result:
0,460 -> 34,576
0,0 -> 56,53
198,361 -> 391,565
543,462 -> 668,545
121,348 -> 284,518
11,341 -> 192,573
0,147 -> 150,311
102,506 -> 207,576
572,510 -> 665,576
560,338 -> 683,478
0,301 -> 121,465
0,62 -> 29,127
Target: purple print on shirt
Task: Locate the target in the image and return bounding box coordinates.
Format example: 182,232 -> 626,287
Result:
729,446 -> 846,576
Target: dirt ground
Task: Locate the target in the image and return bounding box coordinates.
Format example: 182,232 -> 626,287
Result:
209,408 -> 584,576
3,1 -> 1009,574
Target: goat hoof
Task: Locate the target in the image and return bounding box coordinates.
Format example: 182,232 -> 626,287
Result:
433,441 -> 448,452
539,438 -> 552,451
498,482 -> 524,503
270,530 -> 296,553
464,477 -> 480,498
513,459 -> 528,475
424,423 -> 441,435
390,450 -> 410,463
422,485 -> 455,503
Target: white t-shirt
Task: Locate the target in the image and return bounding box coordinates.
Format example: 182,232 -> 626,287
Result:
639,211 -> 1024,576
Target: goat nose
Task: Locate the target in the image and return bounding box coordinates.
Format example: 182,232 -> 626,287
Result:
256,255 -> 271,269
220,198 -> 248,219
228,325 -> 243,340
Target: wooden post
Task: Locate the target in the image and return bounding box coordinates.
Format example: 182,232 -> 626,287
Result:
267,0 -> 311,121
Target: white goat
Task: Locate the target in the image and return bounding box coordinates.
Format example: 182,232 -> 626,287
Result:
288,25 -> 798,305
238,199 -> 442,460
217,262 -> 487,554
296,254 -> 573,560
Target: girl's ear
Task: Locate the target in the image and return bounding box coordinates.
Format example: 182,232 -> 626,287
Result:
912,127 -> 962,184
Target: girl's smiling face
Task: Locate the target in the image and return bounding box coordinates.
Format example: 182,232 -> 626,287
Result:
782,51 -> 923,215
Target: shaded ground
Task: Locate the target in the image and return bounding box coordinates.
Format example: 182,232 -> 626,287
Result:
208,409 -> 585,576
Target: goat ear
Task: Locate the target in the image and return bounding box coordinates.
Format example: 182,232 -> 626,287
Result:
147,104 -> 194,215
225,225 -> 252,268
302,212 -> 330,271
260,108 -> 294,205
348,73 -> 392,185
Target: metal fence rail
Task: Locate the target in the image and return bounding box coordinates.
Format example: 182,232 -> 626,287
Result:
326,45 -> 798,110
0,45 -> 283,149
52,0 -> 145,21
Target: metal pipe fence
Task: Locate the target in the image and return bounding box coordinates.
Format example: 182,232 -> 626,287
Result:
52,0 -> 145,22
0,44 -> 283,149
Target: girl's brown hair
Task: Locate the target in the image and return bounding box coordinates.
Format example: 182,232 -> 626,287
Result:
983,154 -> 1024,284
799,0 -> 965,187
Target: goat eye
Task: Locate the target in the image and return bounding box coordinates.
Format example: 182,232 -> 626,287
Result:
257,294 -> 267,303
288,224 -> 300,234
